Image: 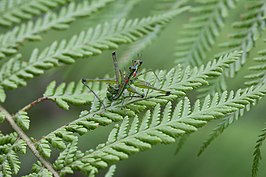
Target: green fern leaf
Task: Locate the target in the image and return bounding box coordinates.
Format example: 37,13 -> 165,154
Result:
174,134 -> 188,155
168,51 -> 241,94
245,47 -> 266,86
54,138 -> 83,176
0,112 -> 5,123
104,165 -> 116,177
220,1 -> 266,77
89,0 -> 140,24
0,0 -> 70,26
119,0 -> 188,67
196,74 -> 227,98
34,51 -> 240,156
0,133 -> 26,177
0,9 -> 188,102
0,0 -> 114,58
43,81 -> 101,110
252,125 -> 266,177
37,139 -> 52,158
119,26 -> 162,67
198,116 -> 232,156
0,86 -> 6,102
198,86 -> 260,156
14,111 -> 30,130
53,85 -> 266,175
175,0 -> 238,66
153,0 -> 188,13
23,161 -> 53,177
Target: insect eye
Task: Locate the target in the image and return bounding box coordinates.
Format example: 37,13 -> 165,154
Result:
139,60 -> 143,64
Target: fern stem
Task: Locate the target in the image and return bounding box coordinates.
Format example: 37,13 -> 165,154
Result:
20,96 -> 48,112
0,105 -> 60,177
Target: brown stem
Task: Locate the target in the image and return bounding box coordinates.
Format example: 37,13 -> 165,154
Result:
0,105 -> 60,177
20,97 -> 49,112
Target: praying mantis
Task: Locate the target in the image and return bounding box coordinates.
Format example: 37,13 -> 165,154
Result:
82,51 -> 170,108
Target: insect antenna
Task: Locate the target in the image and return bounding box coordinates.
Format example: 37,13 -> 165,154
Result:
82,79 -> 106,110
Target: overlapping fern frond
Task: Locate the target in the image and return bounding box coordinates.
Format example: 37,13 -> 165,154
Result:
0,132 -> 26,177
119,26 -> 162,67
0,0 -> 70,27
34,51 -> 240,158
23,161 -> 52,177
153,0 -> 188,13
221,1 -> 266,77
191,1 -> 266,97
0,0 -> 114,59
43,80 -> 105,110
0,8 -> 188,103
119,0 -> 188,66
245,45 -> 266,86
51,85 -> 266,176
198,102 -> 250,156
175,0 -> 238,66
104,165 -> 116,177
252,124 -> 266,177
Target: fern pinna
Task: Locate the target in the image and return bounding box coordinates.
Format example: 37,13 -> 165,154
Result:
0,1 -> 266,177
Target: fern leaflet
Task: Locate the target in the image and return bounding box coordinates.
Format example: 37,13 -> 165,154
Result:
252,124 -> 266,177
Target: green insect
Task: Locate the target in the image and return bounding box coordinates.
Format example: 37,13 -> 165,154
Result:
82,52 -> 170,108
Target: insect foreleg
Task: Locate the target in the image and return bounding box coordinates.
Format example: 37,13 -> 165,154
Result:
81,79 -> 106,109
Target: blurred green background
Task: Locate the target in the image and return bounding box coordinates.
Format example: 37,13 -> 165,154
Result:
1,0 -> 266,176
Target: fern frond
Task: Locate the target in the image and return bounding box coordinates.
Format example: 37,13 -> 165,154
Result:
175,0 -> 238,66
198,86 -> 256,156
252,124 -> 266,177
245,47 -> 266,86
104,165 -> 116,177
89,0 -> 140,24
0,9 -> 189,102
174,134 -> 188,155
43,80 -> 106,110
54,85 -> 266,175
197,74 -> 227,98
0,0 -> 70,27
14,111 -> 30,131
53,138 -> 81,176
0,0 -> 114,59
120,26 -> 161,67
220,1 -> 266,77
119,0 -> 188,66
0,112 -> 5,123
34,51 -> 239,157
167,51 -> 240,95
22,161 -> 52,177
198,116 -> 232,156
0,133 -> 26,177
153,0 -> 188,13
